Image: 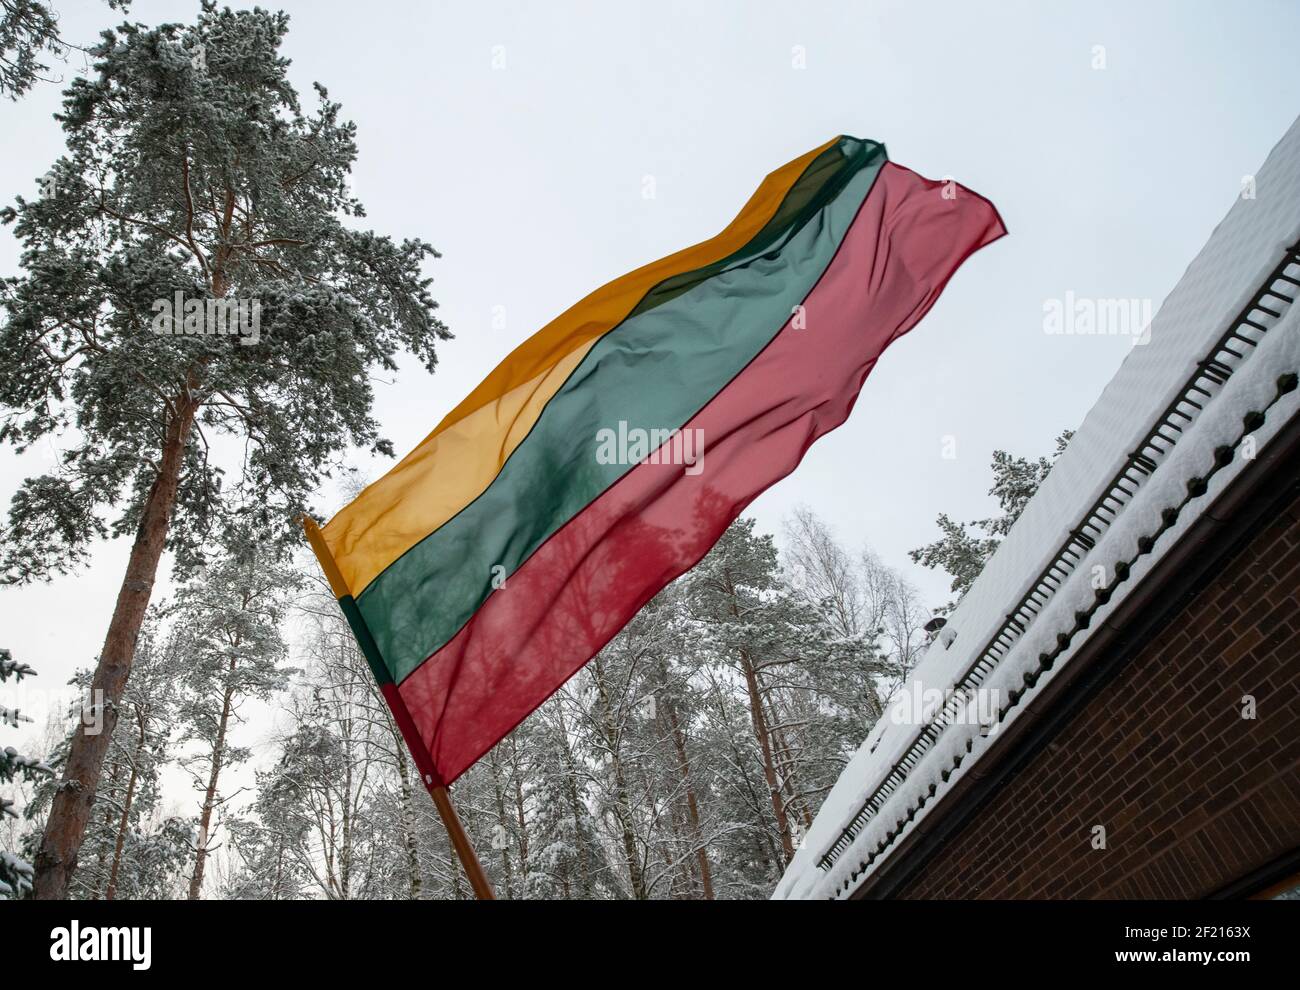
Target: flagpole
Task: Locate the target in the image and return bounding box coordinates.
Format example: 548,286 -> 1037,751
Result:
302,517 -> 497,901
428,782 -> 496,900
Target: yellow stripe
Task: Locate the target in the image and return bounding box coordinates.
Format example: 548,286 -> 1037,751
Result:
321,137 -> 838,597
302,516 -> 351,599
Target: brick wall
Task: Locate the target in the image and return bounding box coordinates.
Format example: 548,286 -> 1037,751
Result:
898,493 -> 1300,899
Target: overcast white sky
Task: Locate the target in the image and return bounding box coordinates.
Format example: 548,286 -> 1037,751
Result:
2,0 -> 1299,782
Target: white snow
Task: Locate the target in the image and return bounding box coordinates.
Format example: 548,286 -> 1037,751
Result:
776,114 -> 1300,900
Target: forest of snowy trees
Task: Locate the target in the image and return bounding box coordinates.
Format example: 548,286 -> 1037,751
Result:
3,420 -> 1064,901
4,507 -> 933,900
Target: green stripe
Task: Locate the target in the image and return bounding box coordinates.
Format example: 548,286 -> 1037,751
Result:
625,140 -> 859,319
360,137 -> 887,682
338,595 -> 393,686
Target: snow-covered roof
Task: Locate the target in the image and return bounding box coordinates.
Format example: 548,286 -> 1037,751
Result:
775,115 -> 1300,900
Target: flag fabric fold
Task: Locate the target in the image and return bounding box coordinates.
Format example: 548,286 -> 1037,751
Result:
306,136 -> 1006,787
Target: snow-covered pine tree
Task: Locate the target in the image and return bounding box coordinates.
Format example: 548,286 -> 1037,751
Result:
173,527 -> 299,899
563,590 -> 725,899
520,695 -> 619,900
0,3 -> 451,898
682,519 -> 806,869
910,430 -> 1073,609
0,646 -> 51,897
221,759 -> 313,901
217,508 -> 932,900
638,587 -> 719,899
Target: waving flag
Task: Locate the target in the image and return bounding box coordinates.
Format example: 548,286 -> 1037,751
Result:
306,136 -> 1005,788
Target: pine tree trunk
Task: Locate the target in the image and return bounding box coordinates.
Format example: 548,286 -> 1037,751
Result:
739,648 -> 795,864
717,569 -> 796,865
708,673 -> 781,881
664,698 -> 714,899
188,671 -> 235,899
771,717 -> 815,830
33,397 -> 196,899
105,715 -> 147,900
671,806 -> 696,896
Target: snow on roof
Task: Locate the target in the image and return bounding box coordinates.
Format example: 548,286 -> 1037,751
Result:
776,114 -> 1300,900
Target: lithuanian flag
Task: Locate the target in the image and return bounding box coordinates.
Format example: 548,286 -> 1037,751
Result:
305,136 -> 1005,788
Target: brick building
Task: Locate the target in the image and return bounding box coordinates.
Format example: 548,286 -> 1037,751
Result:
775,117 -> 1300,900
892,471 -> 1300,900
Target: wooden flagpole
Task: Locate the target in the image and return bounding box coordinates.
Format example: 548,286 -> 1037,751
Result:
428,782 -> 496,900
302,517 -> 496,901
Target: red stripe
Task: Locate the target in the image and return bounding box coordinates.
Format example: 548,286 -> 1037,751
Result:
380,682 -> 444,787
399,163 -> 1007,784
